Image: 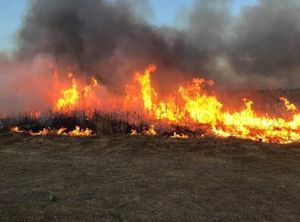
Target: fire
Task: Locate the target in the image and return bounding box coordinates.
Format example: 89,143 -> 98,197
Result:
170,132 -> 189,139
54,73 -> 99,112
179,79 -> 222,125
56,127 -> 67,135
280,97 -> 297,113
143,125 -> 157,136
56,81 -> 79,110
7,65 -> 300,144
68,126 -> 93,137
136,65 -> 157,111
29,128 -> 49,136
214,99 -> 300,144
126,65 -> 300,144
10,126 -> 93,137
130,129 -> 138,136
10,126 -> 23,133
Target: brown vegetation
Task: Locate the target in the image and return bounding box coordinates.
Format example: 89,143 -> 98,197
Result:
0,133 -> 299,221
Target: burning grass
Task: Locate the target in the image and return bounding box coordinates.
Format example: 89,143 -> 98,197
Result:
1,65 -> 300,144
0,109 -> 299,146
0,111 -> 203,140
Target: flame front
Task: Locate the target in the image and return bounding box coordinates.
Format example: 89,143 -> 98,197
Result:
11,126 -> 93,137
126,65 -> 300,144
9,65 -> 300,144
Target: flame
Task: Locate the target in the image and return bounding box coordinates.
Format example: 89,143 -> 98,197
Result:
179,79 -> 222,125
54,73 -> 99,112
56,81 -> 79,110
143,125 -> 157,136
136,65 -> 157,111
126,66 -> 300,144
130,129 -> 138,136
214,99 -> 300,144
8,65 -> 300,144
9,126 -> 92,137
29,128 -> 49,136
56,127 -> 67,135
280,97 -> 297,113
10,126 -> 23,133
170,132 -> 189,139
68,126 -> 93,137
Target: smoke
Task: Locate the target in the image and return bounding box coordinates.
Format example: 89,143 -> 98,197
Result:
2,0 -> 300,96
17,0 -> 190,93
0,55 -> 58,114
178,0 -> 300,88
229,0 -> 300,88
176,0 -> 234,84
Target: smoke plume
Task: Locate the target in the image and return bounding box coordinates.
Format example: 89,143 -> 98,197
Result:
229,0 -> 300,88
17,0 -> 191,93
0,0 -> 299,100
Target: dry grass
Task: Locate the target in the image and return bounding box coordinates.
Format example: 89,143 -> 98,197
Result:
0,89 -> 300,221
1,88 -> 300,136
0,133 -> 299,221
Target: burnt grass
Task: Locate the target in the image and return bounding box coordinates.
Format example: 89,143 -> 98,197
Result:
0,133 -> 299,221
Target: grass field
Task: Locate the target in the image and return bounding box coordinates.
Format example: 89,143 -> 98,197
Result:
0,133 -> 299,221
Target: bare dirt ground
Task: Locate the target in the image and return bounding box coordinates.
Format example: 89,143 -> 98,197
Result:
0,133 -> 299,222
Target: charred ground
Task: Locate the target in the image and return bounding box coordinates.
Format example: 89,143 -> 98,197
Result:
0,133 -> 299,221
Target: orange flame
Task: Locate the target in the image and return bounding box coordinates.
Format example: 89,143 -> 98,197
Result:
136,65 -> 157,111
10,65 -> 300,144
68,126 -> 93,137
143,125 -> 157,136
280,97 -> 297,113
126,65 -> 300,144
56,127 -> 67,135
29,128 -> 49,136
170,132 -> 189,139
130,129 -> 138,136
10,126 -> 93,137
10,126 -> 23,133
54,73 -> 99,112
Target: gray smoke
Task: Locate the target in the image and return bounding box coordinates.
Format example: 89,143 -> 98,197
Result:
17,0 -> 189,93
16,0 -> 300,90
228,0 -> 300,87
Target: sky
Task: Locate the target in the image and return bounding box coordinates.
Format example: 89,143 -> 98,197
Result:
0,0 -> 257,51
